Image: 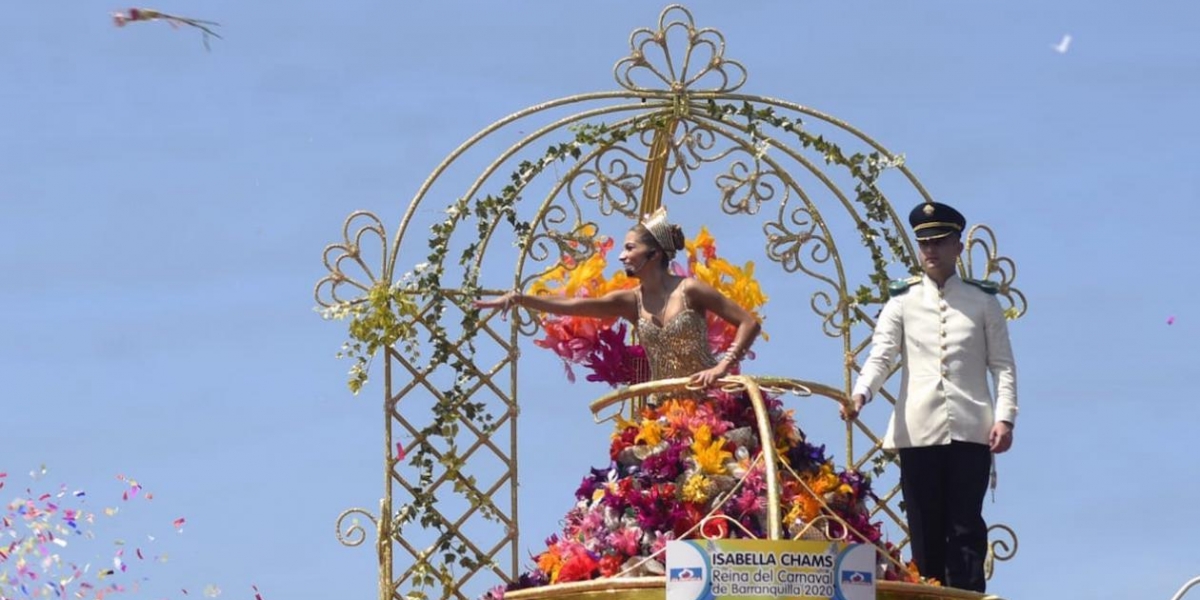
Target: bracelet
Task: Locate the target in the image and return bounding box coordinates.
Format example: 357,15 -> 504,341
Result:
720,344 -> 744,364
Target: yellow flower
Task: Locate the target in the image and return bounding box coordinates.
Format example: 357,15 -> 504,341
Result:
681,474 -> 713,504
635,420 -> 663,446
611,414 -> 638,439
685,226 -> 717,263
691,425 -> 732,475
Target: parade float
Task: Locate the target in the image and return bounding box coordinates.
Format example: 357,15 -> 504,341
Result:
315,6 -> 1026,600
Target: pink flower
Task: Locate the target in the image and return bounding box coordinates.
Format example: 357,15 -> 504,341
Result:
606,526 -> 642,556
648,531 -> 674,556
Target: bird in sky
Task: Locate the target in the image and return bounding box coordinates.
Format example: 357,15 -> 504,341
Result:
1052,34 -> 1072,54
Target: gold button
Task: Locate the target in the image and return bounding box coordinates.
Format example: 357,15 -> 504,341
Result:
941,330 -> 947,337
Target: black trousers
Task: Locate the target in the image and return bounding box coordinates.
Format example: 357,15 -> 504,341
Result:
898,441 -> 991,592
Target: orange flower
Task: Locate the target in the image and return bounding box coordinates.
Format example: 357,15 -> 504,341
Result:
786,489 -> 822,523
537,549 -> 564,583
808,464 -> 840,496
658,399 -> 699,438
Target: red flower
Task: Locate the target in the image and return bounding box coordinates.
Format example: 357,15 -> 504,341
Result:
672,503 -> 705,538
598,554 -> 624,578
555,546 -> 599,583
610,426 -> 639,460
701,514 -> 730,539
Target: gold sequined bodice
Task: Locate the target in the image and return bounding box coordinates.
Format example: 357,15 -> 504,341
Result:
637,285 -> 717,381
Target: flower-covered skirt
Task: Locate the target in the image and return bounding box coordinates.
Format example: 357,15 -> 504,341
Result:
491,390 -> 908,596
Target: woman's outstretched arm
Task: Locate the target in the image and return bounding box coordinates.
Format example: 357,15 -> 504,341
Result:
474,288 -> 638,322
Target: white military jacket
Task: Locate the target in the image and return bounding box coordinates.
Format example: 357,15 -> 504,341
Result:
852,274 -> 1018,450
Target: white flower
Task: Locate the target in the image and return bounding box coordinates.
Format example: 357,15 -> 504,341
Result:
753,139 -> 770,159
870,153 -> 906,170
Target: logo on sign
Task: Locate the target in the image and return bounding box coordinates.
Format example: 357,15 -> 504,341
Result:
668,567 -> 704,582
841,570 -> 873,585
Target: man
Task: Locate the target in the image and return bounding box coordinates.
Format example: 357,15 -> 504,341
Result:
843,201 -> 1018,592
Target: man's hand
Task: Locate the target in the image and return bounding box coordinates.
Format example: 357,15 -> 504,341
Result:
841,393 -> 867,421
989,421 -> 1014,454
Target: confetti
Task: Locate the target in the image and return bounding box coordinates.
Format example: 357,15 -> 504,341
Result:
203,583 -> 222,597
1167,316 -> 1176,325
0,467 -> 203,599
396,443 -> 406,461
253,584 -> 264,600
172,517 -> 186,531
111,8 -> 223,49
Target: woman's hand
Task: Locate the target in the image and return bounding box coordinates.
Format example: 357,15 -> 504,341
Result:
472,291 -> 520,320
689,362 -> 731,388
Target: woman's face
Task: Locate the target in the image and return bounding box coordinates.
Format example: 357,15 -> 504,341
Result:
618,230 -> 656,278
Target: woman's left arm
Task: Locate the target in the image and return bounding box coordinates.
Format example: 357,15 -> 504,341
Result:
687,279 -> 762,386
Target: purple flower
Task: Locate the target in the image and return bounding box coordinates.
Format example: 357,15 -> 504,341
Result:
574,466 -> 614,501
639,442 -> 686,482
786,441 -> 827,472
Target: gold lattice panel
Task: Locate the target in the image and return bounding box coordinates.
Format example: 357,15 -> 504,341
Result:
385,296 -> 519,600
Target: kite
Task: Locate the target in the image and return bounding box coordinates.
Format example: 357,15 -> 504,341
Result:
112,8 -> 222,49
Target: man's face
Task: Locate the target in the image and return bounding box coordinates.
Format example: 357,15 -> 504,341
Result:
917,235 -> 963,278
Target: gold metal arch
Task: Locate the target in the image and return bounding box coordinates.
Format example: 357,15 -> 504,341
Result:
315,5 -> 1026,600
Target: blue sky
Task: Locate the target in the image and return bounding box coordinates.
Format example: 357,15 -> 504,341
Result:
3,1 -> 1198,599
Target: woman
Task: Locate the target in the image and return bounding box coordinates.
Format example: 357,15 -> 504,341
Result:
474,209 -> 891,592
476,207 -> 761,388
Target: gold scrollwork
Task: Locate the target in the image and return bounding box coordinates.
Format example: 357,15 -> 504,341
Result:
569,149 -> 646,218
983,524 -> 1018,581
314,210 -> 389,308
336,507 -> 379,548
652,118 -> 741,196
716,158 -> 784,215
963,224 -> 1027,319
614,5 -> 748,95
763,206 -> 846,337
